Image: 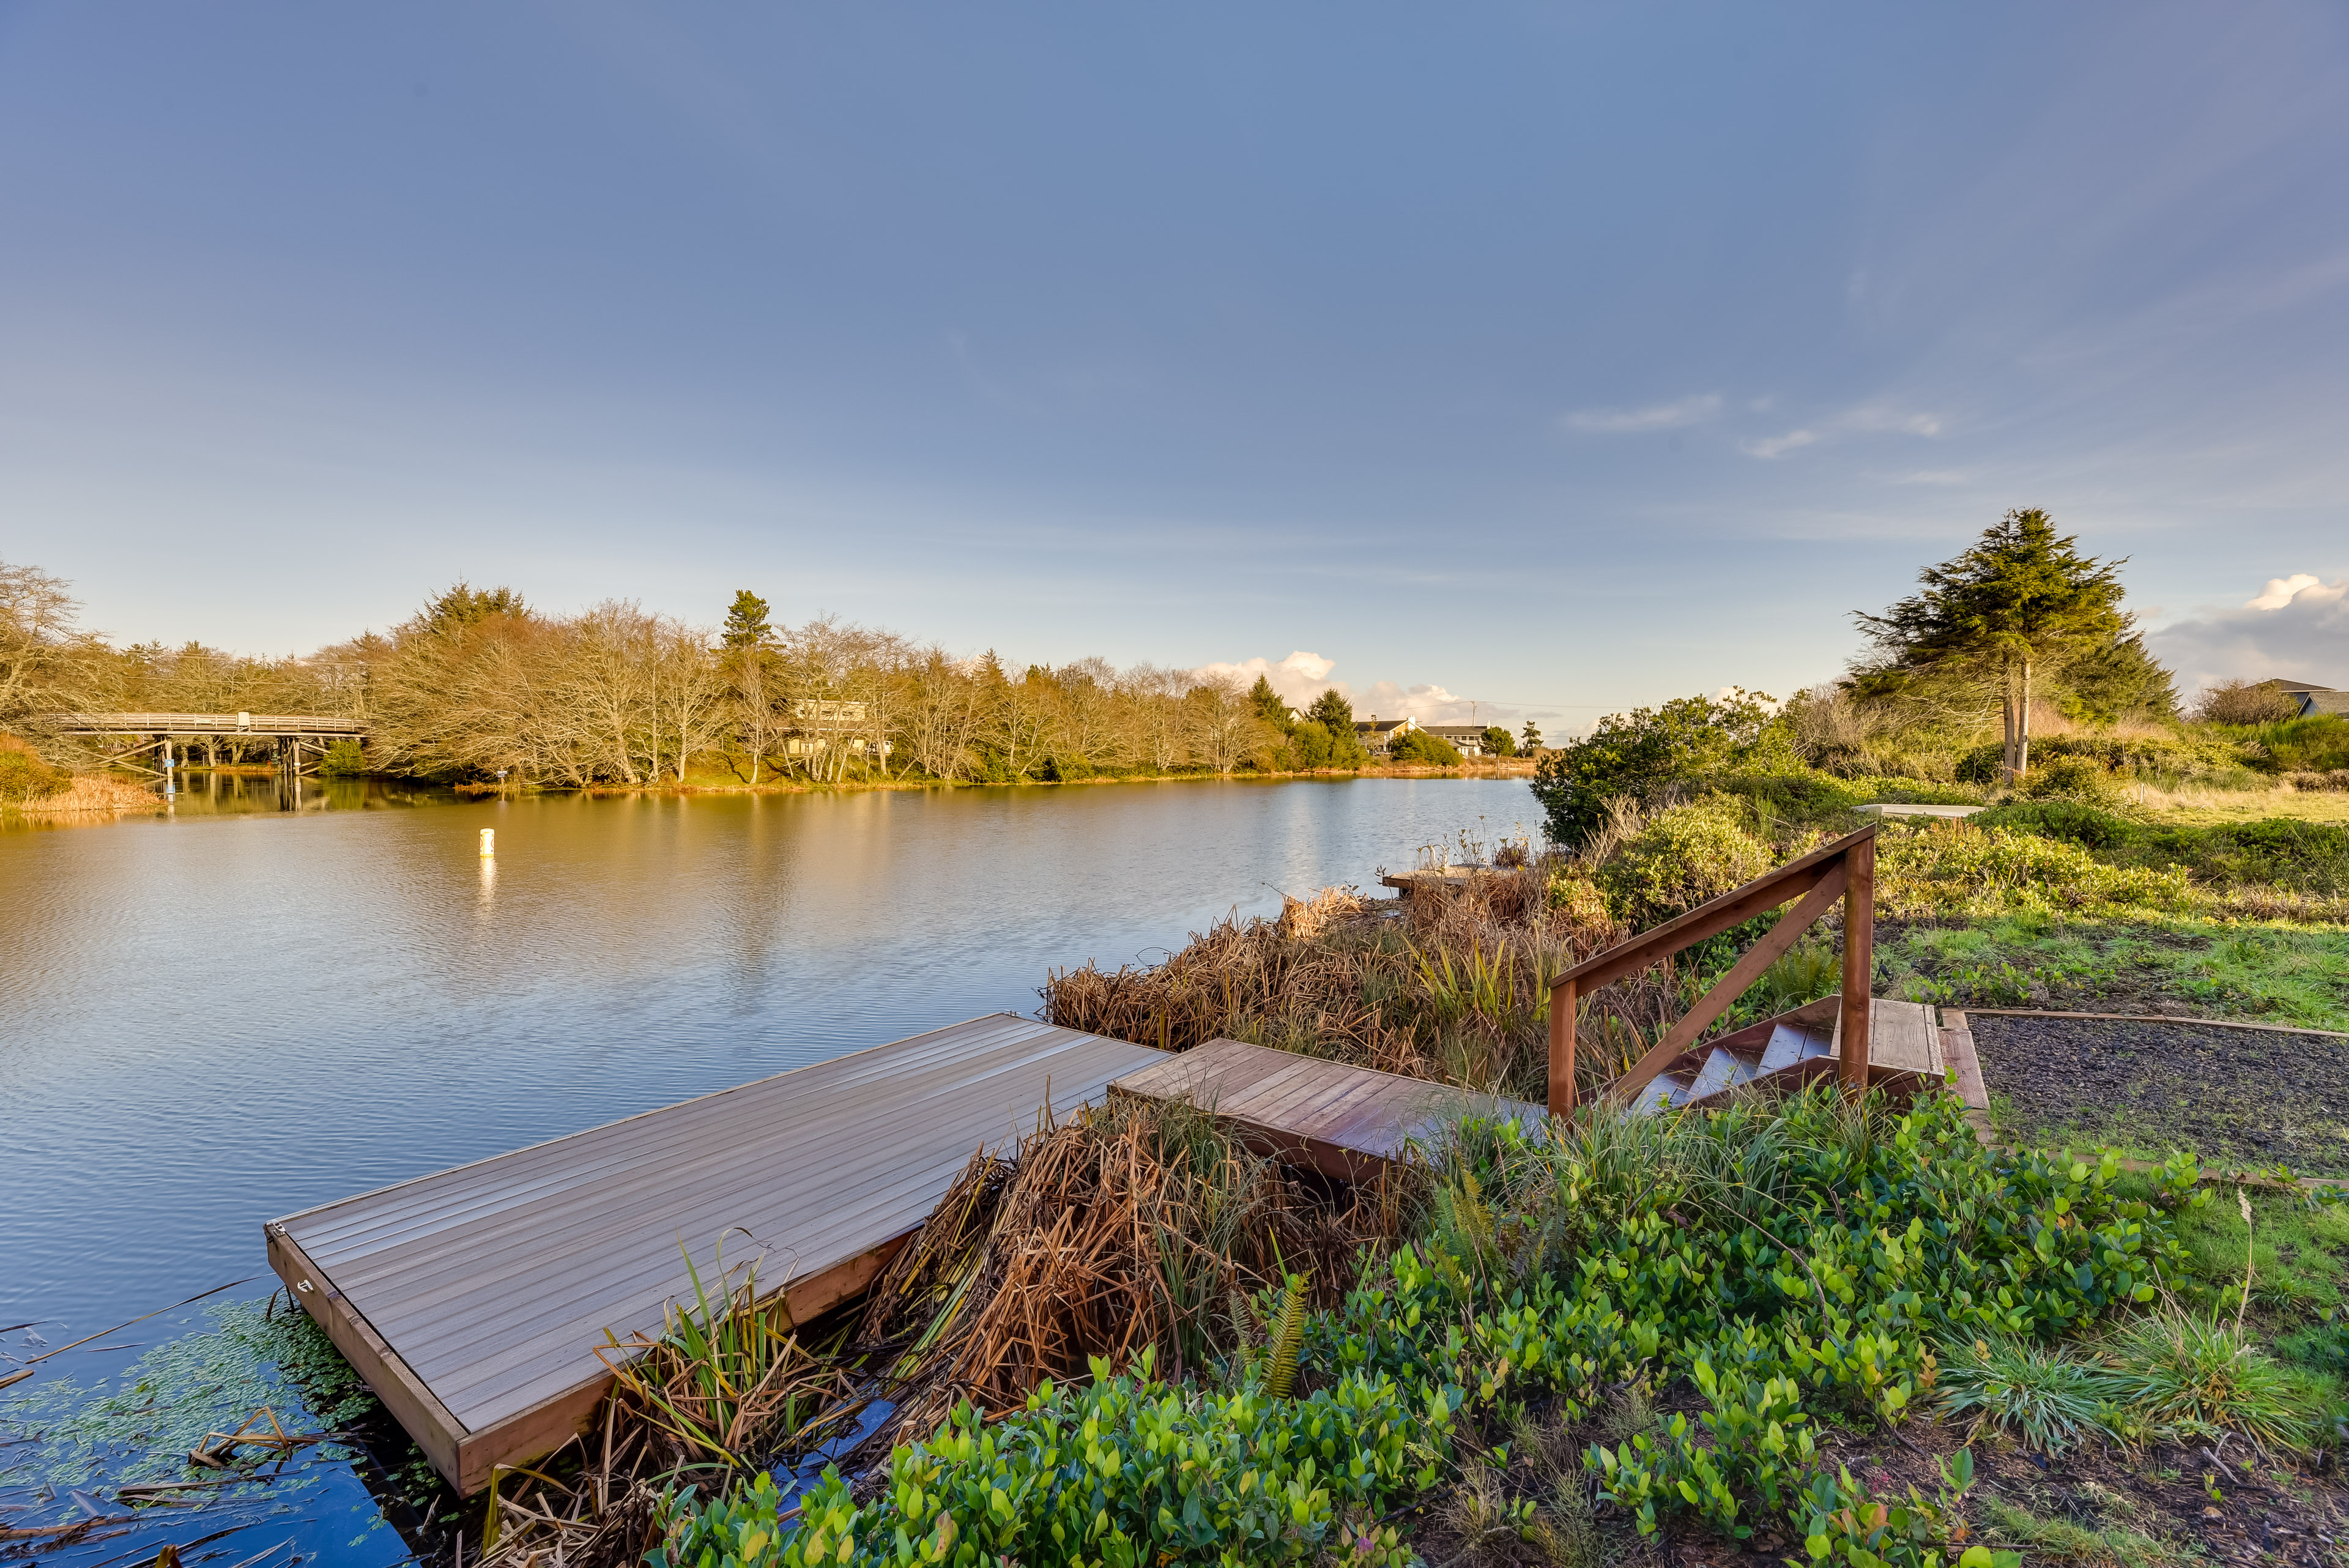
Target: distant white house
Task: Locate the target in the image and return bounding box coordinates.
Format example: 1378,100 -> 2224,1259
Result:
787,698 -> 889,758
1420,723 -> 1497,756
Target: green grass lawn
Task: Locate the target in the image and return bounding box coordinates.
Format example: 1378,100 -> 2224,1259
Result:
1879,914 -> 2349,1031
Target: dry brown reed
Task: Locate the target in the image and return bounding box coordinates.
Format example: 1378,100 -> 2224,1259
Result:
12,773 -> 162,816
844,1094 -> 1403,1461
470,1096 -> 1400,1566
1042,874 -> 1715,1105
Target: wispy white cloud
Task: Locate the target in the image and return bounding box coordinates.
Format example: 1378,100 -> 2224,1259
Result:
2147,573 -> 2349,695
1741,429 -> 1819,459
1843,405 -> 1944,436
1561,393 -> 1721,434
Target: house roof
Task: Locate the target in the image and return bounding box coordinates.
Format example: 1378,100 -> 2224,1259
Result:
2303,691 -> 2349,717
1353,718 -> 1414,735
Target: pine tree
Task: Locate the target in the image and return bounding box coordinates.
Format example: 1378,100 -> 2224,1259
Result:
1854,510 -> 2134,780
1247,675 -> 1292,730
721,590 -> 773,650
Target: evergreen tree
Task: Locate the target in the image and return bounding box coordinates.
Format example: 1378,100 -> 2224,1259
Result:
421,581 -> 527,637
1307,688 -> 1353,735
1305,689 -> 1370,766
1854,509 -> 2137,780
1248,675 -> 1292,730
1481,725 -> 1515,757
721,590 -> 773,650
1520,719 -> 1543,752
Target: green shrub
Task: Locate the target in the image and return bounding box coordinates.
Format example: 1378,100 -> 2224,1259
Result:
1594,796 -> 1773,928
2244,715 -> 2349,774
0,745 -> 70,806
1389,729 -> 1464,766
319,739 -> 368,777
665,1350 -> 1431,1568
1954,732 -> 2244,786
2018,754 -> 2120,802
1531,689 -> 1788,847
1876,823 -> 2195,918
656,1087 -> 2197,1568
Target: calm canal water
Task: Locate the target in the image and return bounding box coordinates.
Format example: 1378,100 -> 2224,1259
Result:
1,777 -> 1528,1564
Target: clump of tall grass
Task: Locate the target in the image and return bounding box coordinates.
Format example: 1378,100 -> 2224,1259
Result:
595,1249 -> 854,1477
2102,1306 -> 2322,1454
1935,1335 -> 2120,1455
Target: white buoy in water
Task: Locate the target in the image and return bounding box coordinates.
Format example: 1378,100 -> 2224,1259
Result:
480,828 -> 495,857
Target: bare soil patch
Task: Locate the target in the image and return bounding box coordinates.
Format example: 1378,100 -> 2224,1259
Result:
1971,1013 -> 2349,1176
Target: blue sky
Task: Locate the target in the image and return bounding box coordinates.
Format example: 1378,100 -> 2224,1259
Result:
4,3 -> 2345,729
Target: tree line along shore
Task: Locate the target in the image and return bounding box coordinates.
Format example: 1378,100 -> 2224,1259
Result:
0,567 -> 1537,800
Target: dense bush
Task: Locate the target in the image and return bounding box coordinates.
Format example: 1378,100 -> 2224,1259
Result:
0,741 -> 70,805
1531,689 -> 1793,846
319,739 -> 368,776
1387,729 -> 1463,767
1875,822 -> 2196,918
2247,715 -> 2349,775
1593,795 -> 1775,927
1952,731 -> 2244,787
1969,803 -> 2349,897
2195,678 -> 2304,726
662,1350 -> 1433,1568
2014,754 -> 2119,802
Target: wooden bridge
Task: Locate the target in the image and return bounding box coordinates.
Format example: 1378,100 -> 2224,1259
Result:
48,712 -> 366,779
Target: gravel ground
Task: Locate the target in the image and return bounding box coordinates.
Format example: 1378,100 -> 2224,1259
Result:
1970,1013 -> 2349,1175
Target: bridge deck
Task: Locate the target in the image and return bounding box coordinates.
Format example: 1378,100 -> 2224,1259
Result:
266,1015 -> 1162,1495
1112,1036 -> 1544,1179
50,712 -> 365,736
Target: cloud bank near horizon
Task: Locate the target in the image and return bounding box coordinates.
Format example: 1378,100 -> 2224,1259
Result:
1190,650 -> 1531,731
2148,574 -> 2349,697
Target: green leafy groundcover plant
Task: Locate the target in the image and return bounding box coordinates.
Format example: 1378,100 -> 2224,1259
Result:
651,1088 -> 2217,1568
652,1351 -> 1434,1567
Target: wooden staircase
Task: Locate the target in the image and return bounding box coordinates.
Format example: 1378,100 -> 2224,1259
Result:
1617,995 -> 1945,1115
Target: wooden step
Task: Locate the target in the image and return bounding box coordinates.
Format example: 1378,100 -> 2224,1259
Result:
1759,1021 -> 1831,1072
1685,1046 -> 1757,1101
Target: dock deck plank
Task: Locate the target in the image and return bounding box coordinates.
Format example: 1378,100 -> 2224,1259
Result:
1111,1038 -> 1545,1178
268,1014 -> 1162,1495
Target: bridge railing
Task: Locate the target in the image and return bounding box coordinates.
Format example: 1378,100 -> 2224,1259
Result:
47,713 -> 368,736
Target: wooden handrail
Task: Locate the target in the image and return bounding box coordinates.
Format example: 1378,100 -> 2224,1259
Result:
1547,823 -> 1879,1115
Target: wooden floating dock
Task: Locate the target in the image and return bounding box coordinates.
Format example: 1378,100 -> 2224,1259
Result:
267,1015 -> 1162,1495
1111,1036 -> 1545,1180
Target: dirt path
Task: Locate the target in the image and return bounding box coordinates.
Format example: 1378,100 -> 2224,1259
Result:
1971,1013 -> 2349,1175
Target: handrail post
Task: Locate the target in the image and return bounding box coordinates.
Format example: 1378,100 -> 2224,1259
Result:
1548,978 -> 1577,1117
1837,834 -> 1876,1094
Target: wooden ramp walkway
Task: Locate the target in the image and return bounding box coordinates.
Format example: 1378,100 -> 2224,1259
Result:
265,1016 -> 1162,1495
1111,1037 -> 1545,1179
